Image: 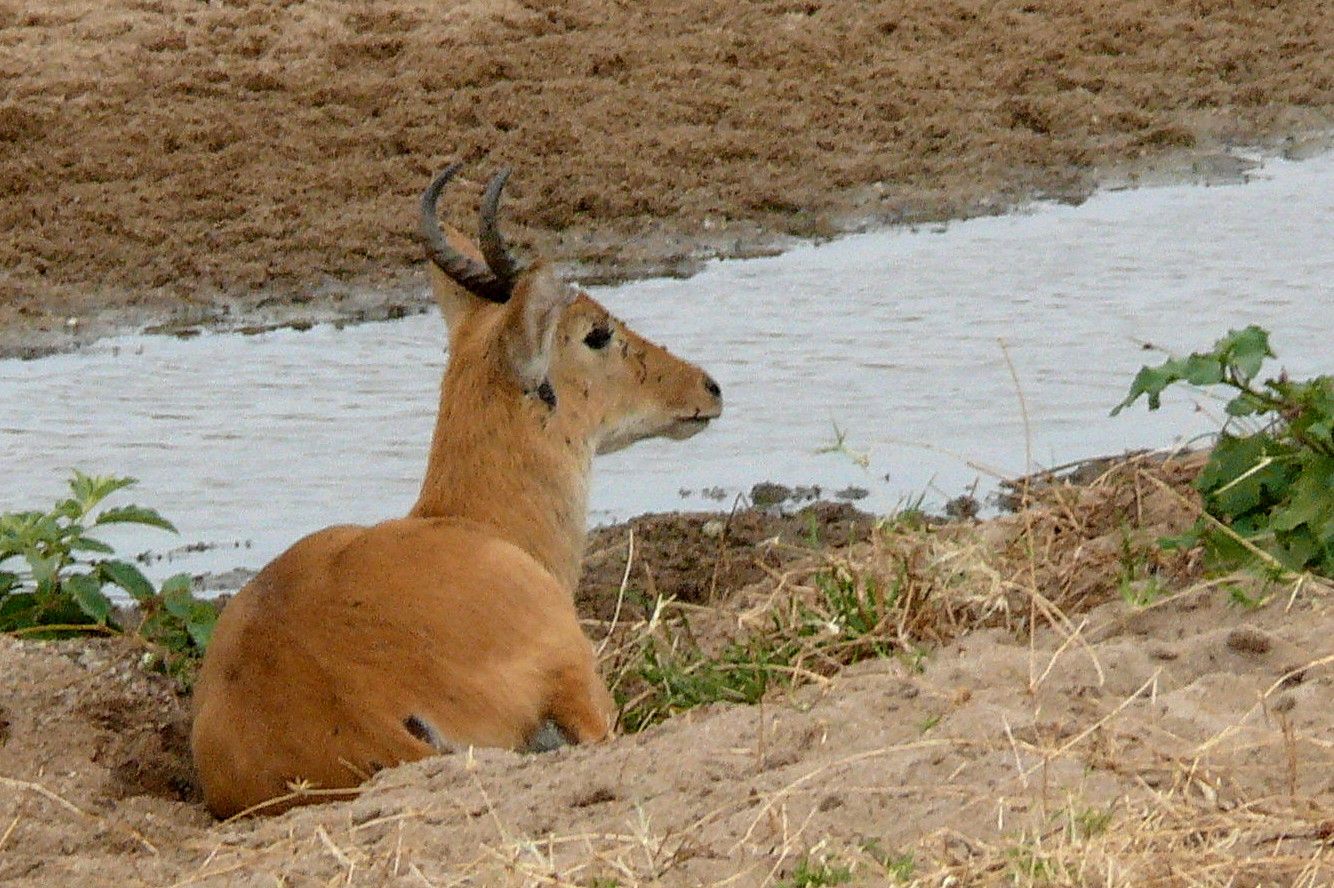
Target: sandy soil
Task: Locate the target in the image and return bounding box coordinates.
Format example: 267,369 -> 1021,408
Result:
1,458 -> 1331,886
1,0 -> 1331,356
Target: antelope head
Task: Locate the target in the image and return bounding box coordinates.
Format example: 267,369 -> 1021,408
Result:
418,163 -> 723,458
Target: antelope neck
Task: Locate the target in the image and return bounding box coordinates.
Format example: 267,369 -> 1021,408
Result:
408,368 -> 593,592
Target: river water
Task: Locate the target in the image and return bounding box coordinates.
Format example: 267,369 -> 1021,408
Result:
2,151 -> 1330,583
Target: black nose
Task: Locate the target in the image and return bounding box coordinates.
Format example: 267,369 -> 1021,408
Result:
703,375 -> 722,398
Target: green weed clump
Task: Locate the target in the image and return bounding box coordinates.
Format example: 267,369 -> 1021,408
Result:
616,551 -> 942,731
1114,325 -> 1333,578
858,838 -> 916,882
0,470 -> 217,677
619,633 -> 797,733
781,856 -> 853,888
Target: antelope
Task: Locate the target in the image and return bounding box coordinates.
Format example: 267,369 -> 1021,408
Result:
190,164 -> 723,818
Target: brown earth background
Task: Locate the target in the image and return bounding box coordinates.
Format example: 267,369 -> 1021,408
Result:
0,0 -> 1331,356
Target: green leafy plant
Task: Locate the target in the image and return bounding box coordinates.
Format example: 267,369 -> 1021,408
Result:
619,565 -> 918,731
781,856 -> 853,888
0,471 -> 217,671
858,839 -> 916,881
1068,806 -> 1113,839
1114,326 -> 1333,578
799,569 -> 898,658
619,635 -> 798,733
1006,836 -> 1062,884
1225,582 -> 1268,610
1116,527 -> 1166,607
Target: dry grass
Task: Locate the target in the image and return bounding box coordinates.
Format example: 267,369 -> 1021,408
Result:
558,448 -> 1334,886
594,449 -> 1218,729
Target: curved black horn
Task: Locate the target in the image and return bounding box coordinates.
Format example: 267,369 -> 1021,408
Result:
419,163 -> 511,304
478,167 -> 522,289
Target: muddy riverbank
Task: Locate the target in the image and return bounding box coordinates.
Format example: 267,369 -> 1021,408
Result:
1,452 -> 1331,886
2,0 -> 1331,357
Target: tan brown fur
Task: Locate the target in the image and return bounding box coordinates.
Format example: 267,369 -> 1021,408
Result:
191,174 -> 721,818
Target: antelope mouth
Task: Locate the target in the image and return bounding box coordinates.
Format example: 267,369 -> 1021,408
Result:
664,415 -> 715,440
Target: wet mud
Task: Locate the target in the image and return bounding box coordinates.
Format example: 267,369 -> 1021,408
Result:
1,0 -> 1331,356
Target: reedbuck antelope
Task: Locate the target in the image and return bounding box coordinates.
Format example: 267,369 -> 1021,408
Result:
191,164 -> 723,818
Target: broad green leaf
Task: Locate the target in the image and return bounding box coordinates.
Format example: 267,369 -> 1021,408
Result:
64,573 -> 113,624
1270,459 -> 1334,533
24,551 -> 58,587
159,573 -> 193,597
1217,325 -> 1272,382
99,560 -> 156,602
1200,529 -> 1252,572
69,471 -> 137,514
159,576 -> 216,650
31,515 -> 64,544
0,592 -> 43,632
1273,528 -> 1318,571
1225,392 -> 1264,417
53,498 -> 85,521
1112,365 -> 1177,415
1181,354 -> 1224,386
185,604 -> 217,650
1197,435 -> 1295,518
94,505 -> 177,534
1157,522 -> 1205,552
69,536 -> 116,554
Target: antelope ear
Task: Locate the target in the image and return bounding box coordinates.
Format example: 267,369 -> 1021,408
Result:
426,225 -> 493,344
501,261 -> 575,400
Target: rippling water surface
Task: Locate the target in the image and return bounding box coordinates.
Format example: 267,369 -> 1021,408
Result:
3,152 -> 1330,582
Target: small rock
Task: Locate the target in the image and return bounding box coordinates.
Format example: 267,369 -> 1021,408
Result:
750,482 -> 792,508
1226,627 -> 1272,655
349,802 -> 387,825
570,786 -> 618,808
1148,644 -> 1179,661
944,494 -> 980,519
817,793 -> 843,812
701,519 -> 726,539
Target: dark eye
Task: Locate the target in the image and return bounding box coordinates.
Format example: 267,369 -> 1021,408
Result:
583,324 -> 613,350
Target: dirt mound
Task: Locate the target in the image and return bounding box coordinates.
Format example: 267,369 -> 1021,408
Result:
578,501 -> 876,620
1,456 -> 1330,885
0,638 -> 197,805
2,0 -> 1331,355
3,589 -> 1329,885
